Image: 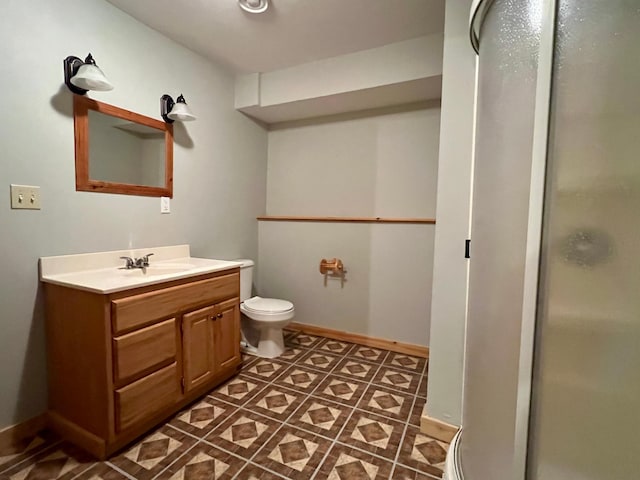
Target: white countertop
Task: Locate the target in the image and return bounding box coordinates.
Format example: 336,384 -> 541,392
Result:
40,245 -> 242,294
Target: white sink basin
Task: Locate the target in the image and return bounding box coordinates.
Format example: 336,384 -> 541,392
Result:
40,246 -> 243,293
118,263 -> 195,277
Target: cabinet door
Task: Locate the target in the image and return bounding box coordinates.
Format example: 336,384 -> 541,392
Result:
182,305 -> 216,392
214,298 -> 241,371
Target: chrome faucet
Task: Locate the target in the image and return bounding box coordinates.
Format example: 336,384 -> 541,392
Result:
119,256 -> 135,269
135,253 -> 154,268
119,253 -> 154,269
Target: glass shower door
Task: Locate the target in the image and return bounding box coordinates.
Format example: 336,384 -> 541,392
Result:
528,1 -> 640,478
460,1 -> 543,478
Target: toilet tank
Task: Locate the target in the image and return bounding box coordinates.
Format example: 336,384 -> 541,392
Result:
236,259 -> 254,302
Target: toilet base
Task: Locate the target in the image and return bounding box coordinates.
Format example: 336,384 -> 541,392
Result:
252,327 -> 285,358
241,324 -> 286,359
240,309 -> 293,359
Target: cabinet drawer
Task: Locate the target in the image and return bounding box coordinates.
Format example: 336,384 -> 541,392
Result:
113,318 -> 177,385
112,272 -> 239,333
115,362 -> 180,433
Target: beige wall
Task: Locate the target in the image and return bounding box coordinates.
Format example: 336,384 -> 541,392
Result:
425,0 -> 476,427
235,35 -> 444,125
0,0 -> 267,429
258,106 -> 440,346
258,35 -> 444,106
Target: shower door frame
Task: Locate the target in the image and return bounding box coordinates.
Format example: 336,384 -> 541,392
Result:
469,0 -> 558,478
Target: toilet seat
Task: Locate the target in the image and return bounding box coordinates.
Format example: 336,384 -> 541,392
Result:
240,296 -> 295,323
242,296 -> 293,313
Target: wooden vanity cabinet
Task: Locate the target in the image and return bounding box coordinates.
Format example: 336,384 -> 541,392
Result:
44,268 -> 242,459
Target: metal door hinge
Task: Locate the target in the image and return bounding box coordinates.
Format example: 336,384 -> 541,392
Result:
465,239 -> 471,259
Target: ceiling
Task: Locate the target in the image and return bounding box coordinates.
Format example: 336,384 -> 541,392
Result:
106,0 -> 445,74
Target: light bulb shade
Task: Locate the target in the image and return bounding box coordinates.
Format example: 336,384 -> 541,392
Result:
70,63 -> 114,92
64,54 -> 113,95
161,94 -> 196,123
238,0 -> 268,13
167,102 -> 196,122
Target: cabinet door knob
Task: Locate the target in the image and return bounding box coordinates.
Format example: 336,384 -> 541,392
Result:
217,313 -> 223,319
211,315 -> 217,321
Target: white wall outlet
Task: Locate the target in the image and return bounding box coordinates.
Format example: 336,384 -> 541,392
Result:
10,184 -> 41,210
160,196 -> 171,214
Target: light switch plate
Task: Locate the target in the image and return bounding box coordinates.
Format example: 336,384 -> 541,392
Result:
10,184 -> 41,210
160,196 -> 171,214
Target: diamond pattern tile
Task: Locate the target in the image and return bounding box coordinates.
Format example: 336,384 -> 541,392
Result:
314,375 -> 368,406
372,367 -> 421,394
339,411 -> 404,460
273,365 -> 325,394
169,397 -> 237,437
299,350 -> 343,372
73,463 -> 129,479
278,347 -> 308,363
208,374 -> 267,406
236,463 -> 288,479
278,346 -> 307,363
334,358 -> 377,382
397,426 -> 448,478
414,437 -> 448,465
315,444 -> 393,480
1,445 -> 93,480
205,409 -> 279,458
348,345 -> 388,363
155,443 -> 245,479
109,426 -> 196,480
316,338 -> 354,355
254,426 -> 331,480
245,386 -> 306,421
0,430 -> 59,474
287,397 -> 352,438
392,464 -> 440,480
285,333 -> 323,349
384,352 -> 427,374
241,352 -> 259,369
357,385 -> 414,422
9,331 -> 438,480
243,358 -> 289,381
283,328 -> 299,340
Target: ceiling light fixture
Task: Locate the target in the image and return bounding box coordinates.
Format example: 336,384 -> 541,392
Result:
63,53 -> 114,95
238,0 -> 268,14
160,94 -> 197,123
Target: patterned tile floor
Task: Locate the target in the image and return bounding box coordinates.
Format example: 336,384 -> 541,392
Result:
0,330 -> 448,480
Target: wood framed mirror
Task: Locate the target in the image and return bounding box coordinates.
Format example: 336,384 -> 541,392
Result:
74,95 -> 173,197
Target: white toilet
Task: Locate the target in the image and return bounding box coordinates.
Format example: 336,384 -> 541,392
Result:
236,259 -> 295,358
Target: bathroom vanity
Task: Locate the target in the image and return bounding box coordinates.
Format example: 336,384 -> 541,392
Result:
40,246 -> 242,459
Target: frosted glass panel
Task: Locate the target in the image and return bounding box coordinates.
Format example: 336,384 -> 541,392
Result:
460,0 -> 542,478
528,1 -> 640,479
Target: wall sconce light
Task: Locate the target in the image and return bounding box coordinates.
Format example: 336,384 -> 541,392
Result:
160,94 -> 197,123
63,53 -> 114,95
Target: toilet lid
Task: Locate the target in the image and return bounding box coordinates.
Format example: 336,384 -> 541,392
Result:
243,296 -> 293,313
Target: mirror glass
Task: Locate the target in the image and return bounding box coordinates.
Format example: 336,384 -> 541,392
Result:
74,96 -> 173,197
88,110 -> 165,187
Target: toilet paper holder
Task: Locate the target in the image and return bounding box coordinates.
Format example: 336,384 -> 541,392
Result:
319,258 -> 344,275
320,258 -> 346,287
